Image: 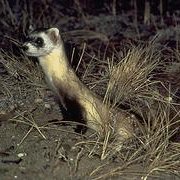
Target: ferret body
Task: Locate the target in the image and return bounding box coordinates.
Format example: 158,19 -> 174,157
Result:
23,27 -> 135,138
39,48 -> 108,133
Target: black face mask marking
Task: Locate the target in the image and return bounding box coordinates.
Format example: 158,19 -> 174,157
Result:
25,36 -> 44,48
35,37 -> 44,48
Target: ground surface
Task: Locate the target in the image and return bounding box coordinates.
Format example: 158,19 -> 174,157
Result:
0,1 -> 180,180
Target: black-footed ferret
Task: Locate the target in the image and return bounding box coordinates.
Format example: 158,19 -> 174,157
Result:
22,27 -> 135,139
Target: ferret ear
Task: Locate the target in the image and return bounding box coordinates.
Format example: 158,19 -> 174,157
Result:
50,28 -> 59,36
48,27 -> 60,45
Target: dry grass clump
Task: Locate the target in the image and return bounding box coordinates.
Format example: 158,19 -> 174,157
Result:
104,42 -> 161,108
0,50 -> 44,85
0,49 -> 46,114
138,103 -> 180,177
72,43 -> 180,178
76,100 -> 180,179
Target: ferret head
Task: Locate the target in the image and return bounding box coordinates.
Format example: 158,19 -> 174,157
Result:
22,27 -> 61,57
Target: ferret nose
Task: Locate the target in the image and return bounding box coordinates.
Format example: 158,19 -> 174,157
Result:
22,44 -> 28,51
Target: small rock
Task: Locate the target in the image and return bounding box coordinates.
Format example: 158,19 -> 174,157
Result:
17,153 -> 27,158
44,103 -> 51,109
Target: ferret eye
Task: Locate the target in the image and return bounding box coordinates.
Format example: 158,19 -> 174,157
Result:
35,37 -> 44,47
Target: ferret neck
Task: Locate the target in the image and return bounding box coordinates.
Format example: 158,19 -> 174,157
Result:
38,46 -> 70,78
